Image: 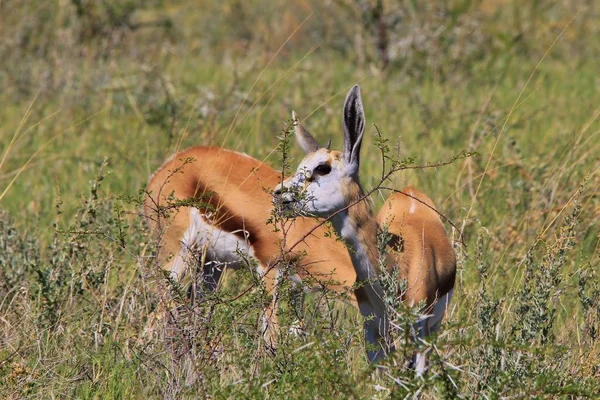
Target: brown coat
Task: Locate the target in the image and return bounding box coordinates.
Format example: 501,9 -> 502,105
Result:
377,186 -> 456,311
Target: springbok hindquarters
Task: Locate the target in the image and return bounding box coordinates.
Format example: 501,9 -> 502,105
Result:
378,187 -> 456,371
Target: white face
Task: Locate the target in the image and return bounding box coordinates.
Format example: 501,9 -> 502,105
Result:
276,148 -> 351,218
274,84 -> 365,219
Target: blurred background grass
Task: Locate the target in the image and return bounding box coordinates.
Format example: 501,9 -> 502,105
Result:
1,0 -> 600,398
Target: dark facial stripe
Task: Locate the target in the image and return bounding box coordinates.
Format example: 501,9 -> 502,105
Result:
189,179 -> 257,244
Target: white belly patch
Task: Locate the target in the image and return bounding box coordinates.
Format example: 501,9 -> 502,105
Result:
170,207 -> 257,281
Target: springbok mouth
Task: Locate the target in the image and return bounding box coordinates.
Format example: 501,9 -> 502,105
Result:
273,184 -> 300,207
273,196 -> 299,215
273,192 -> 313,219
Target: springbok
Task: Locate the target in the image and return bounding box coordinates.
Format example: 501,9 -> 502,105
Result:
273,85 -> 456,372
144,146 -> 359,348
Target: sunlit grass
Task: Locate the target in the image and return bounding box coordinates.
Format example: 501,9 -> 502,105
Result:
1,0 -> 599,398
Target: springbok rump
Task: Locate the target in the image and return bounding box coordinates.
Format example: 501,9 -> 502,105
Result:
273,85 -> 456,373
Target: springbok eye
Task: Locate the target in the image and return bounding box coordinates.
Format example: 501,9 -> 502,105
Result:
313,164 -> 331,176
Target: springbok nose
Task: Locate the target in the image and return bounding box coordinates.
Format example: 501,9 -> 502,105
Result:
281,193 -> 294,204
273,183 -> 283,197
273,183 -> 294,204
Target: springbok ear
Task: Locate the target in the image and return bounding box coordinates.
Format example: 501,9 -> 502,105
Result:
342,85 -> 365,173
292,111 -> 320,154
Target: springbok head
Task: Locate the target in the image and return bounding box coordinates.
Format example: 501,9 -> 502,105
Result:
274,85 -> 366,217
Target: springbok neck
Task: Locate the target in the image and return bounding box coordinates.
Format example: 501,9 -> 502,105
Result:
275,85 -> 390,362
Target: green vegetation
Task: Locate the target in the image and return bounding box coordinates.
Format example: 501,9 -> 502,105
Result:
1,0 -> 599,397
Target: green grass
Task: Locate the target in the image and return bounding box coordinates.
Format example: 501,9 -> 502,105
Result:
1,0 -> 600,398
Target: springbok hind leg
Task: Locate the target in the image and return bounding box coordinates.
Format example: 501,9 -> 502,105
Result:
143,207 -> 205,338
260,266 -> 281,354
188,259 -> 226,303
411,318 -> 430,378
142,243 -> 195,340
411,289 -> 454,376
288,274 -> 306,336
